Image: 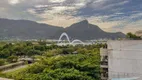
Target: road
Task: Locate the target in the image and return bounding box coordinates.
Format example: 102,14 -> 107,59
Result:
0,64 -> 30,80
2,65 -> 29,73
0,77 -> 13,80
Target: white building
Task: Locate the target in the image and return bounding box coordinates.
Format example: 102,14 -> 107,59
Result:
101,40 -> 142,80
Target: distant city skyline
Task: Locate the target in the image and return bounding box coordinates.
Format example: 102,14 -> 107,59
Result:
0,0 -> 142,33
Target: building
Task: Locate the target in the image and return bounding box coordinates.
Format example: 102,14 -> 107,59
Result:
100,48 -> 109,80
100,40 -> 142,80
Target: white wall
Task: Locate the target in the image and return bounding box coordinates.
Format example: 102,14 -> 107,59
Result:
108,40 -> 142,80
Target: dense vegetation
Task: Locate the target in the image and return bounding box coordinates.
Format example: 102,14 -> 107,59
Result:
0,41 -> 106,80
126,32 -> 141,40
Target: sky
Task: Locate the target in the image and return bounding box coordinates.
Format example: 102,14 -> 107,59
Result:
0,0 -> 142,33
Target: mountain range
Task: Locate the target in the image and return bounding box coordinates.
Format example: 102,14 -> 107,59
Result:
0,18 -> 125,40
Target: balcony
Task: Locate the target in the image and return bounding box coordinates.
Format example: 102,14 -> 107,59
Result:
101,72 -> 108,80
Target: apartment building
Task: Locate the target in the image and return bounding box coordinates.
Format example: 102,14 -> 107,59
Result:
100,40 -> 142,80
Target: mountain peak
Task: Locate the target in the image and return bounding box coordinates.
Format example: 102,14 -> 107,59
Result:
79,20 -> 88,24
68,20 -> 89,29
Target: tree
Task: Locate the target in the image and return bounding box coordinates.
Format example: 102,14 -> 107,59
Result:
0,59 -> 5,66
27,50 -> 41,57
0,43 -> 103,80
0,49 -> 11,58
126,32 -> 141,40
7,56 -> 18,63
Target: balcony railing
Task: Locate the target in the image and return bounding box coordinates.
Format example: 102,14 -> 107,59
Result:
101,61 -> 108,65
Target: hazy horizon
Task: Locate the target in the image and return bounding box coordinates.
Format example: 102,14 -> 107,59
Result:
0,0 -> 142,33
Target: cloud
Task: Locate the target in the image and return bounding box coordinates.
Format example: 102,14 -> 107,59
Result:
8,0 -> 24,5
26,0 -> 88,24
110,20 -> 142,34
105,12 -> 142,33
8,0 -> 19,5
123,20 -> 142,33
39,15 -> 83,27
48,0 -> 66,3
100,1 -> 129,10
